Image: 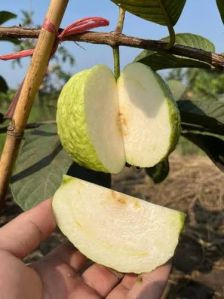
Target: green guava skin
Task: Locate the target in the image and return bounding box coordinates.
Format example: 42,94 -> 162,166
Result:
56,66 -> 109,173
154,71 -> 181,157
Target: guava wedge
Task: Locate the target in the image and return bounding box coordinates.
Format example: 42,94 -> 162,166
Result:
57,62 -> 180,172
57,65 -> 125,173
52,175 -> 185,274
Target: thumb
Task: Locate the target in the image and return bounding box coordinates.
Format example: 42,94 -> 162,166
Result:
0,199 -> 56,258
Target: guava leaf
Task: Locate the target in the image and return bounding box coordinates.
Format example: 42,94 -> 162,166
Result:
162,33 -> 215,52
0,11 -> 17,25
167,80 -> 186,101
145,159 -> 169,184
10,124 -> 72,210
0,37 -> 20,44
67,162 -> 111,188
135,34 -> 215,70
216,0 -> 224,24
182,132 -> 224,172
111,0 -> 186,26
178,99 -> 224,136
0,75 -> 8,93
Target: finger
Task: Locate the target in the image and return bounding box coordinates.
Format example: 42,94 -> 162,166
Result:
106,283 -> 129,299
0,199 -> 56,258
128,263 -> 171,299
106,274 -> 137,299
82,264 -> 124,297
47,243 -> 88,272
107,264 -> 171,299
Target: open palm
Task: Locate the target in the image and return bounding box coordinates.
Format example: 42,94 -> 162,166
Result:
0,199 -> 170,299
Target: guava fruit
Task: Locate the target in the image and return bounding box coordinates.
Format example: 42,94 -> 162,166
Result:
57,65 -> 125,173
117,63 -> 180,167
52,175 -> 185,274
57,62 -> 180,173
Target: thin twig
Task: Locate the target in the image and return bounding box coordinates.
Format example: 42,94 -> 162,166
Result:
113,7 -> 126,80
0,27 -> 224,69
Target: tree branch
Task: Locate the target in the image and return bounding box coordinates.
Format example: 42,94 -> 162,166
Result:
0,26 -> 224,69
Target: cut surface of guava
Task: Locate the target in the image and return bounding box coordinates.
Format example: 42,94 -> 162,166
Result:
118,63 -> 180,167
56,65 -> 125,174
56,62 -> 180,172
53,175 -> 185,274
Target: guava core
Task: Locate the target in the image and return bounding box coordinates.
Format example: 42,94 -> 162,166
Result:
53,175 -> 185,274
56,62 -> 180,173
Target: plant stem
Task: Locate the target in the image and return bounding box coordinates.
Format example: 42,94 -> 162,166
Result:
158,0 -> 176,49
113,7 -> 126,80
166,24 -> 175,49
0,0 -> 69,204
0,27 -> 223,70
113,47 -> 120,80
115,7 -> 126,33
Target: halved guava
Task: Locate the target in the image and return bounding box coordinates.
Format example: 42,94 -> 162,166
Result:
52,175 -> 185,274
56,63 -> 180,172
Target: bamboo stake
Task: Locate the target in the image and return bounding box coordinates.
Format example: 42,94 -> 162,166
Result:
0,0 -> 69,203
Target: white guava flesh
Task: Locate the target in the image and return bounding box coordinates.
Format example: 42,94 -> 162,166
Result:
118,63 -> 180,167
53,175 -> 185,274
56,63 -> 180,172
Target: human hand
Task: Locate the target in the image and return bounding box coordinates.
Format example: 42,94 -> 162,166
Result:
0,199 -> 171,299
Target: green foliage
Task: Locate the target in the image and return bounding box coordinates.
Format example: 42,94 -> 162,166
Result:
163,33 -> 215,52
187,69 -> 224,99
145,159 -> 169,184
167,80 -> 186,101
182,133 -> 224,172
178,99 -> 224,135
0,10 -> 16,25
165,70 -> 224,171
135,34 -> 215,70
0,76 -> 8,93
111,0 -> 186,26
216,0 -> 224,24
0,10 -> 19,90
10,124 -> 72,210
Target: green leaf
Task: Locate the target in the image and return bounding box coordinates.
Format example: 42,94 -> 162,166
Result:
10,124 -> 72,210
135,34 -> 215,70
178,99 -> 224,136
0,37 -> 20,45
182,133 -> 224,172
216,0 -> 224,24
0,75 -> 8,93
167,80 -> 186,101
135,50 -> 211,70
111,0 -> 186,26
145,159 -> 169,184
0,11 -> 17,25
163,33 -> 215,52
